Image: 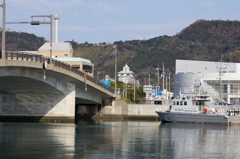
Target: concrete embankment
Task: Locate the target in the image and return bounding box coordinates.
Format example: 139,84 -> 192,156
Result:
0,115 -> 75,123
0,99 -> 167,123
76,99 -> 168,121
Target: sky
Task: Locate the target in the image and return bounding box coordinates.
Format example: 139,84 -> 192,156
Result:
3,0 -> 240,44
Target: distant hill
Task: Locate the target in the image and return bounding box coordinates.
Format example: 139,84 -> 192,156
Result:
2,20 -> 240,88
70,20 -> 240,86
0,31 -> 45,51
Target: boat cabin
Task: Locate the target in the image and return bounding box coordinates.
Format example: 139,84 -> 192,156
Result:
170,95 -> 212,113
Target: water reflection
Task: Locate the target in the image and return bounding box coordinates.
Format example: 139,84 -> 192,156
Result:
0,122 -> 76,159
158,123 -> 240,159
1,120 -> 240,159
74,119 -> 162,159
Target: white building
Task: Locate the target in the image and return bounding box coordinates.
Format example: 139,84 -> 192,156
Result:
174,59 -> 240,104
118,64 -> 135,84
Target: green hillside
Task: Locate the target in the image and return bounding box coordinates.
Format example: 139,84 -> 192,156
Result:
0,31 -> 45,51
70,20 -> 240,86
2,20 -> 240,88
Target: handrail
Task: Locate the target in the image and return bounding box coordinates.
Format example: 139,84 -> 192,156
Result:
2,51 -> 114,93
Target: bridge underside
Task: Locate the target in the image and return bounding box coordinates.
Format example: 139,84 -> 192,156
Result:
0,66 -> 115,121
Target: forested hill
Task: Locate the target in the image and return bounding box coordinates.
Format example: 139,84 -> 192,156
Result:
2,20 -> 240,85
71,20 -> 240,84
0,31 -> 45,51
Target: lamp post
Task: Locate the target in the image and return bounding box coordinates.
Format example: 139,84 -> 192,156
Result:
113,45 -> 117,94
0,0 -> 6,59
6,14 -> 53,64
30,15 -> 53,64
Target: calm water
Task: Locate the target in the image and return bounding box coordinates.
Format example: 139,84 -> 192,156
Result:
1,120 -> 240,159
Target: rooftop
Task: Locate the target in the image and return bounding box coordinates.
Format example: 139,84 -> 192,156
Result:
38,42 -> 73,52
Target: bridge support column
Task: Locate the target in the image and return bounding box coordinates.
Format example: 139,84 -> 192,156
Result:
0,82 -> 76,123
45,89 -> 75,118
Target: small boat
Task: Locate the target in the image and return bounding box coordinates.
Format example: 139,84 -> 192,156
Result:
155,94 -> 235,125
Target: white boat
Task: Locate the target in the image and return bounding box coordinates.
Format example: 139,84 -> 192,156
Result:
155,94 -> 234,125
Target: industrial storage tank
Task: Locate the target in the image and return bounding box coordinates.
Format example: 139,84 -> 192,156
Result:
173,72 -> 197,98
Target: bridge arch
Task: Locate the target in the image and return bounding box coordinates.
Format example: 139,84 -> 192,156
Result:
0,52 -> 115,120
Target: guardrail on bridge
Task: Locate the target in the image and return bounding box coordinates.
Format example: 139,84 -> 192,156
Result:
1,51 -> 114,93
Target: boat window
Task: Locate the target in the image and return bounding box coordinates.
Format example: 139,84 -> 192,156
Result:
196,101 -> 202,105
180,101 -> 183,105
184,101 -> 187,105
173,101 -> 176,105
177,101 -> 179,105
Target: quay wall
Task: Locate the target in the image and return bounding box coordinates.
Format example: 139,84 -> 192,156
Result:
77,99 -> 168,120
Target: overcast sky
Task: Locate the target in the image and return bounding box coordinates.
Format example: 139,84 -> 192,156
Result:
4,0 -> 240,44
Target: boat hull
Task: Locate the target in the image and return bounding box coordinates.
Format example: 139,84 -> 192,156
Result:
155,111 -> 229,125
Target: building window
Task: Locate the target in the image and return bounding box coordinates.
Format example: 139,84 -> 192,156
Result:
64,54 -> 68,57
83,65 -> 92,73
223,84 -> 228,93
230,84 -> 239,94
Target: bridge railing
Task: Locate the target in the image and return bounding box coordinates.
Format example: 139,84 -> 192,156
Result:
5,51 -> 45,62
3,51 -> 114,93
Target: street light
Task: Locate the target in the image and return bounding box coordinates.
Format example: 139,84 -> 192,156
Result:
6,15 -> 53,64
113,45 -> 117,94
0,0 -> 6,59
30,15 -> 53,64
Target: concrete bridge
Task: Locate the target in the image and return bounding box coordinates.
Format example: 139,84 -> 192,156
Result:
0,52 -> 116,122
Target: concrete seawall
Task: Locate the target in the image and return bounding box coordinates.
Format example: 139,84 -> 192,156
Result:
76,99 -> 168,121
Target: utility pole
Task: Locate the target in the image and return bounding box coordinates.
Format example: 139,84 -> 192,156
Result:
215,58 -> 227,103
157,65 -> 159,87
0,0 -> 6,59
113,45 -> 117,94
166,72 -> 167,98
219,59 -> 222,101
134,78 -> 135,103
169,70 -> 171,98
162,62 -> 165,98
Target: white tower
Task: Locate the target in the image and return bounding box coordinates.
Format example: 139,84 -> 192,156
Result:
54,13 -> 60,43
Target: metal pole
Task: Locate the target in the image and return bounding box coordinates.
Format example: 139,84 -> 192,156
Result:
114,45 -> 117,94
134,78 -> 135,103
162,63 -> 164,92
169,71 -> 171,98
50,14 -> 52,64
166,74 -> 167,98
157,65 -> 159,87
219,59 -> 222,102
1,0 -> 5,59
126,84 -> 127,99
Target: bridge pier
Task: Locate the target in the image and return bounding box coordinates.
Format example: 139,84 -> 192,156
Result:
0,82 -> 76,122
